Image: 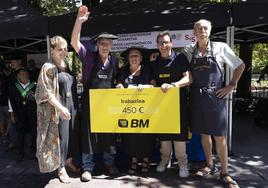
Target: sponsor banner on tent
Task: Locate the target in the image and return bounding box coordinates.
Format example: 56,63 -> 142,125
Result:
89,88 -> 180,133
81,30 -> 195,52
112,30 -> 195,51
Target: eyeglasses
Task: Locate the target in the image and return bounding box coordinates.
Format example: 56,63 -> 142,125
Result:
157,41 -> 171,46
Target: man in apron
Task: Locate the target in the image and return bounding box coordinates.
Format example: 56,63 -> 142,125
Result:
71,6 -> 119,182
183,19 -> 245,188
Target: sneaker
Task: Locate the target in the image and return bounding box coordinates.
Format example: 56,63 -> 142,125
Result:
156,163 -> 167,172
179,166 -> 189,178
81,170 -> 92,182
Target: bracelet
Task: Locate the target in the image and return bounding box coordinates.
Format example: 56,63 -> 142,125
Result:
171,82 -> 176,87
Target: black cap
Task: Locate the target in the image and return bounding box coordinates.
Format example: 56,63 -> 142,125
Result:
16,67 -> 29,75
121,47 -> 148,60
91,32 -> 118,42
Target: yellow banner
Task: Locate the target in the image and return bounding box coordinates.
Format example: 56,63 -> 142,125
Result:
89,88 -> 180,133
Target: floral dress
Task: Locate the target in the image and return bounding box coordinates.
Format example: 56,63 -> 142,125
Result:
35,62 -> 61,173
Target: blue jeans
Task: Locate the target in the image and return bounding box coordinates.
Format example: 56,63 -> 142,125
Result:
82,151 -> 115,172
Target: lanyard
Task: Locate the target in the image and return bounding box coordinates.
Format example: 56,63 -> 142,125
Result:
15,82 -> 36,98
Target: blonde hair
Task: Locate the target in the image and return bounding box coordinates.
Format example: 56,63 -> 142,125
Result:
50,35 -> 67,49
193,19 -> 212,36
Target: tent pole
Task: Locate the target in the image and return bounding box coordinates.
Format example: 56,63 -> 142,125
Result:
226,26 -> 235,155
46,35 -> 51,59
226,26 -> 230,151
228,26 -> 235,155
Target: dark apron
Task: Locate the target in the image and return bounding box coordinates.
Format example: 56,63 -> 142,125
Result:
81,60 -> 116,154
189,44 -> 227,136
154,58 -> 189,141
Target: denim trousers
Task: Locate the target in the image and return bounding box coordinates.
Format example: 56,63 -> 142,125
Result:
82,151 -> 115,172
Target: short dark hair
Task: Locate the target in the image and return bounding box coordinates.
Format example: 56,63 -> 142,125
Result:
156,31 -> 172,43
16,67 -> 29,76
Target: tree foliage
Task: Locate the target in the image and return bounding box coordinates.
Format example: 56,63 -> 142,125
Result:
24,0 -> 77,16
252,43 -> 268,73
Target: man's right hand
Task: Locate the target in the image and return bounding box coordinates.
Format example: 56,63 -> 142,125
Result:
77,5 -> 90,23
10,112 -> 16,124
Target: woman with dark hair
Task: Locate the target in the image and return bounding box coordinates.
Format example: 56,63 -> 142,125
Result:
116,47 -> 156,174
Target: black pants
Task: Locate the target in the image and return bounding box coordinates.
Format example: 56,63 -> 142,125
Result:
16,130 -> 36,156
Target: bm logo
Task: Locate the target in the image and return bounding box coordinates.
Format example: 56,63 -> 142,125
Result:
118,119 -> 149,128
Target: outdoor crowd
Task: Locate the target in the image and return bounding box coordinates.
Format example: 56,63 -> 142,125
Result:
0,5 -> 245,188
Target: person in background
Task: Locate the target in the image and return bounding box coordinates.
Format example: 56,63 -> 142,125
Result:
8,68 -> 37,162
27,59 -> 40,82
0,63 -> 9,145
257,64 -> 268,83
6,54 -> 24,151
35,36 -> 78,184
151,31 -> 192,178
183,19 -> 245,188
71,5 -> 119,182
116,47 -> 156,174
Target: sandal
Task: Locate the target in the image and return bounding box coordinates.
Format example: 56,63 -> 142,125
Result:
195,164 -> 218,177
58,167 -> 71,184
141,160 -> 150,173
220,173 -> 239,188
128,162 -> 138,174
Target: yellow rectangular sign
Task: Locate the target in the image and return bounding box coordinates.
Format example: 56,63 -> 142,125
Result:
89,88 -> 180,133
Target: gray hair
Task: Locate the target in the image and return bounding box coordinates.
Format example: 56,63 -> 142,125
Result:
193,19 -> 212,35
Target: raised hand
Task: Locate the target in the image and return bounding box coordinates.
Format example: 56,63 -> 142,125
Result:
77,5 -> 90,23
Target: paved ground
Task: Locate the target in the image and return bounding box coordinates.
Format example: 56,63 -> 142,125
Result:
0,115 -> 268,188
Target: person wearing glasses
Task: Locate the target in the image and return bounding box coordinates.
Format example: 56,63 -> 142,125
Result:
150,31 -> 192,178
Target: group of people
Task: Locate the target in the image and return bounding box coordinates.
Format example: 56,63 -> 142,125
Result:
0,5 -> 246,188
0,54 -> 40,163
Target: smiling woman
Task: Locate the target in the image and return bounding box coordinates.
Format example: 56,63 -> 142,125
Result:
35,36 -> 80,184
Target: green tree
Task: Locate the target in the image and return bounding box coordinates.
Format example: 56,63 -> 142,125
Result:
252,43 -> 268,73
24,0 -> 77,16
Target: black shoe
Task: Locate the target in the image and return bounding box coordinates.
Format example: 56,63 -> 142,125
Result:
29,153 -> 37,160
5,144 -> 15,151
17,154 -> 24,163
